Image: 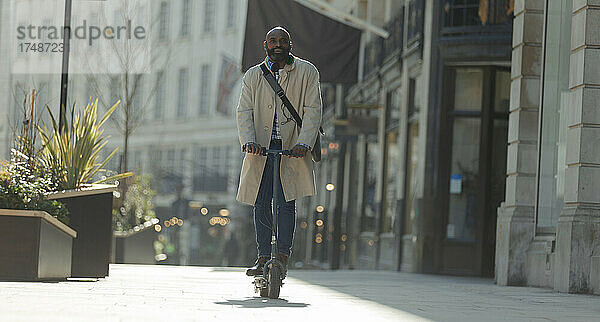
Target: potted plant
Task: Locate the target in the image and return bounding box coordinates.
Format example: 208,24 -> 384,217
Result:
0,151 -> 76,281
0,90 -> 75,280
38,98 -> 132,278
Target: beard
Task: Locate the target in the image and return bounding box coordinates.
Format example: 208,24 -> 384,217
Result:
267,47 -> 290,64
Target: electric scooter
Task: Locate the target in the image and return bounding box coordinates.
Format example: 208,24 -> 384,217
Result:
249,146 -> 293,299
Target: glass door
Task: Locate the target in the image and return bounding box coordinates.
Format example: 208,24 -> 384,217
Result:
438,66 -> 509,276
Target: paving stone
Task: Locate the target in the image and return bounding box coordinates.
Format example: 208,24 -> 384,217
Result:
1,264 -> 600,321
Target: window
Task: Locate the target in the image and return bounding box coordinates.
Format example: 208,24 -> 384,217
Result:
175,149 -> 186,176
223,146 -> 231,178
150,148 -> 163,172
445,69 -> 484,241
132,150 -> 142,173
203,0 -> 215,33
85,77 -> 95,103
89,13 -> 99,48
536,0 -> 572,230
226,0 -> 236,29
132,74 -> 143,122
177,68 -> 189,118
42,19 -> 52,55
361,141 -> 379,232
110,76 -> 121,106
199,65 -> 211,115
406,0 -> 422,44
155,71 -> 166,120
159,2 -> 169,41
70,16 -> 78,54
403,78 -> 420,236
193,146 -> 227,192
181,0 -> 191,36
166,149 -> 175,174
442,0 -> 514,27
383,131 -> 400,234
212,146 -> 222,176
194,146 -> 207,177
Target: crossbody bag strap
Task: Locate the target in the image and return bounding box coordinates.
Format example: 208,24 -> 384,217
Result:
260,63 -> 324,135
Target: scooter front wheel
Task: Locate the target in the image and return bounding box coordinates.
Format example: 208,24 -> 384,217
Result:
267,266 -> 282,299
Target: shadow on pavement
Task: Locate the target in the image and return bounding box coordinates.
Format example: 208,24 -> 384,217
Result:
288,270 -> 494,316
214,297 -> 310,308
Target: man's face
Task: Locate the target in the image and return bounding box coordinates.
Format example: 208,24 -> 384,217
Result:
264,29 -> 291,63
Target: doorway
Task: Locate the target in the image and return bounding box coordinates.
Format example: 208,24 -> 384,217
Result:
437,66 -> 509,276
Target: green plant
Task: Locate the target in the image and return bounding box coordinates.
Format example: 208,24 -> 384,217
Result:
112,174 -> 157,232
0,150 -> 69,224
0,89 -> 69,224
36,98 -> 132,190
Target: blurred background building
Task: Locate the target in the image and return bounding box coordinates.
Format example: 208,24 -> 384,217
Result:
0,0 -> 251,267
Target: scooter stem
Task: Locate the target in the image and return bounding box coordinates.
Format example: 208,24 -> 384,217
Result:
272,153 -> 280,258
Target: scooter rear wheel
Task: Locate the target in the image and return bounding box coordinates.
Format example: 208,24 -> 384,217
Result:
267,266 -> 282,299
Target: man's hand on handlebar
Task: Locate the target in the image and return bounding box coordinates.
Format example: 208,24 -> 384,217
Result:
243,142 -> 263,155
290,144 -> 309,158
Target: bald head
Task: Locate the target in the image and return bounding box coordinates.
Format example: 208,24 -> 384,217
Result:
265,27 -> 291,41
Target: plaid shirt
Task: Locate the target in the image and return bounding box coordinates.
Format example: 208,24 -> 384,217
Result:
266,57 -> 283,141
271,70 -> 282,140
263,56 -> 310,150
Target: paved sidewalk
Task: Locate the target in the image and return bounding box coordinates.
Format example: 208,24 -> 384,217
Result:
1,264 -> 599,321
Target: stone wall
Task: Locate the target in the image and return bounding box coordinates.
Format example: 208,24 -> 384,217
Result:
554,0 -> 600,294
495,0 -> 544,286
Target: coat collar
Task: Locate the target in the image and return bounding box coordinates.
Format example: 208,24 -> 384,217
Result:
264,54 -> 296,74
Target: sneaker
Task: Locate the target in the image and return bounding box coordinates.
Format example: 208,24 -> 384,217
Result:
246,256 -> 270,276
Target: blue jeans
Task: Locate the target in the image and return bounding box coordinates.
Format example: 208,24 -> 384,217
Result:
253,141 -> 296,257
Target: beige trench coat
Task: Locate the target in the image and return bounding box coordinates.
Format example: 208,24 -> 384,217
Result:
236,56 -> 323,205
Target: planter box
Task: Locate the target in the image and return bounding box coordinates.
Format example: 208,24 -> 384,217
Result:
0,209 -> 77,281
47,184 -> 116,278
112,225 -> 158,265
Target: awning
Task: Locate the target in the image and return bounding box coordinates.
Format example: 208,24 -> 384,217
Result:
242,0 -> 361,84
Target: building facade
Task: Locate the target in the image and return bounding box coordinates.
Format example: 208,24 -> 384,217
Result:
302,0 -> 599,296
302,0 -> 512,275
496,0 -> 600,295
0,0 -> 251,266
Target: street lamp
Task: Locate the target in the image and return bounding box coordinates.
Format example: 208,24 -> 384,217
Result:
59,0 -> 73,131
326,183 -> 335,191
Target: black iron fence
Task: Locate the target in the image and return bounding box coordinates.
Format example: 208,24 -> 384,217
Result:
443,0 -> 514,28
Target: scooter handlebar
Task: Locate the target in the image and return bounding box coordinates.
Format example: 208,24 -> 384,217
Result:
241,144 -> 293,156
261,147 -> 293,156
